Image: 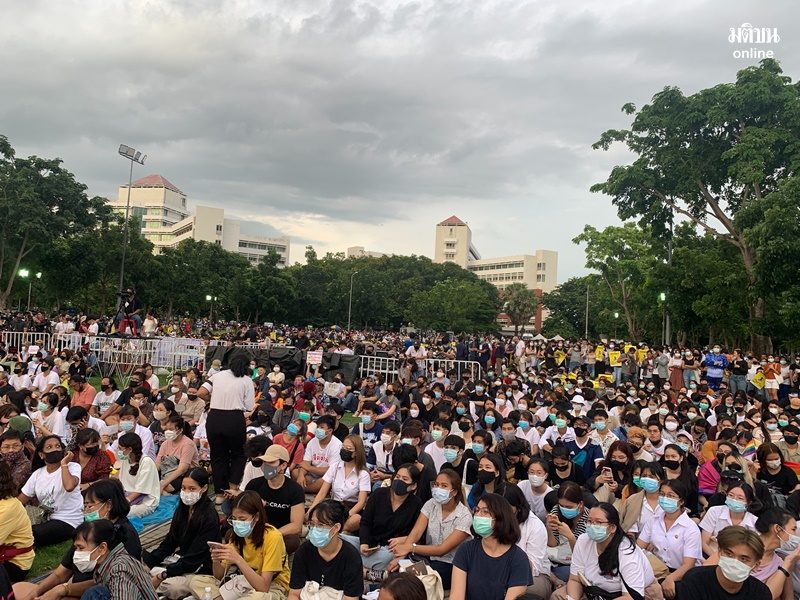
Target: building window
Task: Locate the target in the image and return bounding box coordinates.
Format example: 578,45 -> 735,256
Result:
215,240 -> 221,245
216,224 -> 222,234
537,262 -> 546,270
444,253 -> 455,260
537,274 -> 547,282
445,242 -> 456,249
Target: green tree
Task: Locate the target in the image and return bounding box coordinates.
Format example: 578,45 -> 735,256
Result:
502,283 -> 538,334
0,135 -> 111,309
541,275 -> 618,339
591,59 -> 800,353
406,278 -> 499,332
573,224 -> 660,342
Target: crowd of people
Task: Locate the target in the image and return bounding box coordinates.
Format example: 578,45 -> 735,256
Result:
1,322 -> 800,600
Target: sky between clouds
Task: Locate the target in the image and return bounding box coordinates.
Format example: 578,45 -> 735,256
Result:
1,0 -> 797,281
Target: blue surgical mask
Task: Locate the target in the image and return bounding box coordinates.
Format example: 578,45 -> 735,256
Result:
231,519 -> 253,538
308,526 -> 332,548
314,429 -> 327,440
725,497 -> 748,513
287,423 -> 299,436
586,524 -> 609,542
443,448 -> 459,463
475,386 -> 484,393
518,420 -> 529,429
658,495 -> 679,513
456,407 -> 466,415
472,443 -> 485,455
431,487 -> 451,504
640,477 -> 660,493
559,505 -> 580,519
676,442 -> 690,453
593,421 -> 606,431
119,421 -> 134,432
484,415 -> 496,425
361,415 -> 372,425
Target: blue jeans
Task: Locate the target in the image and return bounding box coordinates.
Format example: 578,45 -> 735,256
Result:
339,533 -> 394,570
342,393 -> 359,413
81,585 -> 110,600
729,374 -> 747,396
552,564 -> 571,583
707,376 -> 722,390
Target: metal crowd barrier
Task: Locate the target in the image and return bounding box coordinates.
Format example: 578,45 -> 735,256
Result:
0,331 -> 52,352
358,355 -> 483,382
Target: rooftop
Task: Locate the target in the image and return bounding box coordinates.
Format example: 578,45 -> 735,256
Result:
124,174 -> 184,195
438,215 -> 467,226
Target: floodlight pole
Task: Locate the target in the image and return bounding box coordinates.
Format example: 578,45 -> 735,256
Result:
116,145 -> 146,312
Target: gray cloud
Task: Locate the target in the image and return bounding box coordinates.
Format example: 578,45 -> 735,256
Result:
1,0 -> 798,280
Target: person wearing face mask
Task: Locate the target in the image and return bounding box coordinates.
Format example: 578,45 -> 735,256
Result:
519,457 -> 553,523
549,443 -> 586,488
777,424 -> 800,463
156,416 -> 199,495
32,358 -> 59,394
244,446 -> 305,555
589,441 -> 633,503
467,454 -> 507,510
636,479 -> 702,598
267,363 -> 285,386
563,415 -> 605,481
703,345 -> 729,392
699,481 -> 758,556
546,481 -> 590,582
440,434 -> 478,486
679,526 -> 771,600
619,461 -> 665,534
308,434 -> 370,534
72,428 -> 112,491
109,405 -> 156,460
190,490 -> 290,600
288,500 -> 363,600
756,443 -> 799,497
18,435 -> 82,546
116,432 -> 161,518
346,464 -> 422,575
296,415 -> 343,494
552,503 -> 657,600
142,468 -> 221,599
0,431 -> 31,490
0,462 -> 33,583
173,386 -> 204,427
9,362 -> 32,392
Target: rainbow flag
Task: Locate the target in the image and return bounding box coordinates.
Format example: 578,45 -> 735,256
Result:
785,461 -> 800,478
740,438 -> 759,458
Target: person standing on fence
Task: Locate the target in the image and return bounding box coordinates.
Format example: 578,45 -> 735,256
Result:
207,356 -> 255,505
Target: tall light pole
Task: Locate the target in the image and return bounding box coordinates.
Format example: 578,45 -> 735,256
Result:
117,144 -> 147,311
665,219 -> 673,345
205,295 -> 217,323
347,271 -> 359,331
584,283 -> 589,339
18,269 -> 42,311
613,311 -> 619,340
659,292 -> 667,346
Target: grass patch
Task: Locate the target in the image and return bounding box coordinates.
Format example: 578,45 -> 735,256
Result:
28,539 -> 72,580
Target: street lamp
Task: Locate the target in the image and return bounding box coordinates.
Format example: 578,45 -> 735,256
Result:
347,271 -> 360,331
205,295 -> 217,323
18,269 -> 42,311
613,311 -> 619,340
659,292 -> 667,346
117,144 -> 147,312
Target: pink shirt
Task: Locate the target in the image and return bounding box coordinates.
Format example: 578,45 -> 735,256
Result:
156,434 -> 199,470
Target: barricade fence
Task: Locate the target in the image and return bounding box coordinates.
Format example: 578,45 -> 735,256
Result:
358,356 -> 483,382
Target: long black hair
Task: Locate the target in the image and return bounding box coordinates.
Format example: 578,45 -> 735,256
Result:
595,502 -> 636,576
74,519 -> 127,551
118,432 -> 143,476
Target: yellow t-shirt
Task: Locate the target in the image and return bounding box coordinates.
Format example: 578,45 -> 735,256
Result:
241,525 -> 290,592
0,497 -> 35,570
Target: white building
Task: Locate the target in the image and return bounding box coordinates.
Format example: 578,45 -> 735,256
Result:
346,246 -> 387,259
107,174 -> 290,267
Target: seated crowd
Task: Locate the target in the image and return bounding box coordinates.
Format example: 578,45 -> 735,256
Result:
0,341 -> 799,600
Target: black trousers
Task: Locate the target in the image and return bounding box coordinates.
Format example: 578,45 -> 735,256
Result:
206,409 -> 247,492
4,561 -> 28,583
32,519 -> 75,547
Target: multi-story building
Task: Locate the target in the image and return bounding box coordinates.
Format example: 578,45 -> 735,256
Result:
107,174 -> 290,267
433,215 -> 558,329
346,246 -> 387,259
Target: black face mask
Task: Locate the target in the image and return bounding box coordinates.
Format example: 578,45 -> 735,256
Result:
574,428 -> 588,437
129,381 -> 138,388
716,452 -> 727,464
339,449 -> 354,463
100,384 -> 109,391
628,444 -> 641,454
84,445 -> 100,456
786,436 -> 799,446
44,450 -> 64,464
663,459 -> 681,471
13,369 -> 21,374
391,479 -> 410,496
458,422 -> 471,433
609,460 -> 627,471
187,394 -> 198,400
476,470 -> 495,485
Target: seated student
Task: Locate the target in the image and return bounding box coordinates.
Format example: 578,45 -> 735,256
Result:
699,481 -> 759,556
18,435 -> 83,546
563,415 -> 604,480
155,415 -> 199,495
756,442 -> 799,498
546,481 -> 591,582
71,519 -> 158,600
245,445 -> 305,555
636,478 -> 702,598
288,500 -> 363,600
551,502 -> 660,600
0,462 -> 34,583
33,392 -> 67,441
353,402 -> 383,446
619,461 -> 665,535
367,420 -> 400,489
441,434 -> 478,486
467,453 -> 507,509
387,468 -> 472,590
116,432 -> 161,518
348,464 -> 422,573
145,468 -> 221,600
503,485 -> 552,600
190,491 -> 290,600
548,443 -> 586,488
518,456 -> 553,523
296,415 -> 342,493
91,377 -> 121,423
72,428 -> 112,491
678,525 -> 771,600
308,434 -> 370,534
324,403 -> 350,442
0,430 -> 31,490
451,492 -> 532,600
109,405 -> 156,460
378,572 -> 426,600
19,478 -> 142,600
65,406 -> 105,440
423,419 -> 451,472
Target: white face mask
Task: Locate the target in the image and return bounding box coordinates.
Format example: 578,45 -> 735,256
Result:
380,433 -> 393,446
73,547 -> 101,573
171,387 -> 179,394
273,367 -> 280,373
718,555 -> 753,583
410,409 -> 420,418
664,421 -> 678,432
180,490 -> 202,506
164,430 -> 178,441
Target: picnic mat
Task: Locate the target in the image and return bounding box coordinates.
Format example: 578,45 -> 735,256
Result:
129,494 -> 179,533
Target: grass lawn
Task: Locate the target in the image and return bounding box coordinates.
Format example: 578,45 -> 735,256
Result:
28,539 -> 72,580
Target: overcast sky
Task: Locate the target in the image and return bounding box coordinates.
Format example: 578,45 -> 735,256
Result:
2,0 -> 797,280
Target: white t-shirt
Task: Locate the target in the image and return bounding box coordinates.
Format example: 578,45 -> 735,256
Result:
9,373 -> 32,391
322,460 -> 370,503
699,505 -> 758,538
541,425 -> 575,448
303,436 -> 343,470
92,390 -> 121,416
638,510 -> 702,570
33,371 -> 60,392
518,513 -> 551,576
118,456 -> 160,512
21,463 -> 84,526
209,370 -> 255,412
518,481 -> 553,523
424,442 -> 448,472
147,374 -> 160,391
570,534 -> 653,594
110,424 -> 156,460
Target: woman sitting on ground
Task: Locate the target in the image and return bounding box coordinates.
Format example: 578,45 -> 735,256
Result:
144,468 -> 221,600
0,462 -> 34,583
116,432 -> 160,518
189,490 -> 290,600
73,428 -> 112,491
155,415 -> 199,495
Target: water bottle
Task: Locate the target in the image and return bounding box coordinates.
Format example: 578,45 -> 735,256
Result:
203,587 -> 212,600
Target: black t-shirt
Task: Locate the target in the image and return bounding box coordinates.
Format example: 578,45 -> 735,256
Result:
332,422 -> 349,442
443,457 -> 479,486
115,386 -> 136,406
731,359 -> 749,376
758,465 -> 799,496
289,540 -> 363,596
245,476 -> 305,529
61,517 -> 141,582
677,566 -> 770,600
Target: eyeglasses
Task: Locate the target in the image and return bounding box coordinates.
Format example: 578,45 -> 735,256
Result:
473,507 -> 493,517
586,520 -> 610,526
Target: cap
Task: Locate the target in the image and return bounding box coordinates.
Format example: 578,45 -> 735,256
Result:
575,415 -> 592,426
258,445 -> 290,463
571,395 -> 586,405
8,416 -> 31,434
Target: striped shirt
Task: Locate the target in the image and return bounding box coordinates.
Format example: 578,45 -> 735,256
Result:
94,543 -> 159,600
